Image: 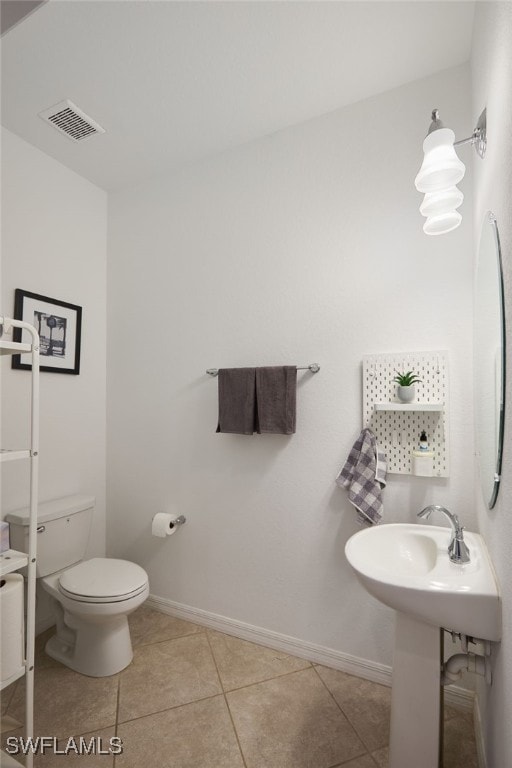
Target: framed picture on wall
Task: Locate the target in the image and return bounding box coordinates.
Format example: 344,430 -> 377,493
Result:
11,289 -> 82,374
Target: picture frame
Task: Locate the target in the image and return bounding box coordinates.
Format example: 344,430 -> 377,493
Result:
11,289 -> 82,375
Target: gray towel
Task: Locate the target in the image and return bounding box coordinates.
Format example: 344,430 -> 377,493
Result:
336,428 -> 387,525
255,366 -> 297,435
216,367 -> 256,434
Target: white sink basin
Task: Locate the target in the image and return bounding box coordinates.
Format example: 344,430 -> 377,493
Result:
345,523 -> 501,641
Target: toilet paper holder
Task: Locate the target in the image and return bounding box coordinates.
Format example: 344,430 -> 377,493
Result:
151,512 -> 187,538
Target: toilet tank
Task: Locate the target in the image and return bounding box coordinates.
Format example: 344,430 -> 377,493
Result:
6,495 -> 95,577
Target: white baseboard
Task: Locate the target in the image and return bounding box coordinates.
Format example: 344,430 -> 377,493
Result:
146,593 -> 474,712
443,681 -> 476,712
473,695 -> 487,768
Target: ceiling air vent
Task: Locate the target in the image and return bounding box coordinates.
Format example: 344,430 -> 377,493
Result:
39,99 -> 105,142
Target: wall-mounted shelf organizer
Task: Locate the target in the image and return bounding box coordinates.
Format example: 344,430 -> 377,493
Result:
0,318 -> 39,768
363,351 -> 449,476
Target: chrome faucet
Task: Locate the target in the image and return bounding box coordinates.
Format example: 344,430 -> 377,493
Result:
418,505 -> 471,564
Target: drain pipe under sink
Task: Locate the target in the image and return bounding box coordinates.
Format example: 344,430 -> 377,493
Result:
442,650 -> 491,685
442,633 -> 493,685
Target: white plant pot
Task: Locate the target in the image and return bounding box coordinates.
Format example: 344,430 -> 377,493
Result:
397,385 -> 415,403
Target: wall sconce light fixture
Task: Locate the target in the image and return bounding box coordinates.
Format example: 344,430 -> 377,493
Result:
415,108 -> 487,235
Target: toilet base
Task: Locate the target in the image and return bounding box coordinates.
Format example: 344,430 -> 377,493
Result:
41,567 -> 149,677
46,611 -> 134,677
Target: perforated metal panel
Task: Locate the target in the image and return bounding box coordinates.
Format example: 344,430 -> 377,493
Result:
363,351 -> 449,476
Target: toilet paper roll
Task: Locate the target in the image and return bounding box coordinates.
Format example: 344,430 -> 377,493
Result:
0,573 -> 25,685
152,512 -> 181,538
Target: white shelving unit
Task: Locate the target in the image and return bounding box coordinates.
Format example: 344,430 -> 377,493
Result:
0,316 -> 39,768
0,550 -> 30,577
363,351 -> 449,476
1,341 -> 32,356
0,450 -> 31,463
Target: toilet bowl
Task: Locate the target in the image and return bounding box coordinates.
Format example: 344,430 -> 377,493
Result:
6,495 -> 149,677
42,557 -> 149,677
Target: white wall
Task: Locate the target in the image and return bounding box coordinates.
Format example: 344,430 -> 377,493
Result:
471,3 -> 512,766
1,128 -> 108,569
107,64 -> 473,666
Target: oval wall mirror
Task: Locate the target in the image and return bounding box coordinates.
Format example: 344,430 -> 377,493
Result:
474,211 -> 506,509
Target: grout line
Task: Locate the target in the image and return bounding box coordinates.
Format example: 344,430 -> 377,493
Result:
223,695 -> 249,768
72,722 -> 117,738
326,753 -> 379,768
312,665 -> 376,758
205,631 -> 248,768
204,627 -> 226,694
116,692 -> 224,729
113,675 -> 121,768
2,680 -> 20,715
327,756 -> 380,768
131,628 -> 206,650
216,664 -> 314,695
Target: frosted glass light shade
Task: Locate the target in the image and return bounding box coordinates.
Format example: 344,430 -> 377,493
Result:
420,186 -> 464,218
423,210 -> 462,236
415,128 -> 465,193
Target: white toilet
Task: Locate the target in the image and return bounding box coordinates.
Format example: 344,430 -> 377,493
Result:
7,495 -> 149,677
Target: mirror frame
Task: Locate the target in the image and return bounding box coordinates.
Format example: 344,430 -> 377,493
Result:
479,212 -> 506,509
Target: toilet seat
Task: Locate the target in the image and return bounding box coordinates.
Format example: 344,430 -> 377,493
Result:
58,557 -> 148,603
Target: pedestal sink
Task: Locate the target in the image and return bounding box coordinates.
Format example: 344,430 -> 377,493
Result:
345,523 -> 501,768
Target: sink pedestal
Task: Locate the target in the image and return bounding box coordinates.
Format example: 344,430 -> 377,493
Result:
389,612 -> 442,768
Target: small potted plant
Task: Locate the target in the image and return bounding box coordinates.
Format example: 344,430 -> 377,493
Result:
393,370 -> 422,403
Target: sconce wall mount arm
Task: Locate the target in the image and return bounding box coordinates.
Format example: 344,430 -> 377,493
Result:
454,108 -> 487,159
428,107 -> 487,158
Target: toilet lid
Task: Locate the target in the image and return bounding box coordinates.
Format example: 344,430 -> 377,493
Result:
58,558 -> 148,602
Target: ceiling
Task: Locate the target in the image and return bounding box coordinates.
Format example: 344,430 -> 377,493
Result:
1,1 -> 475,191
